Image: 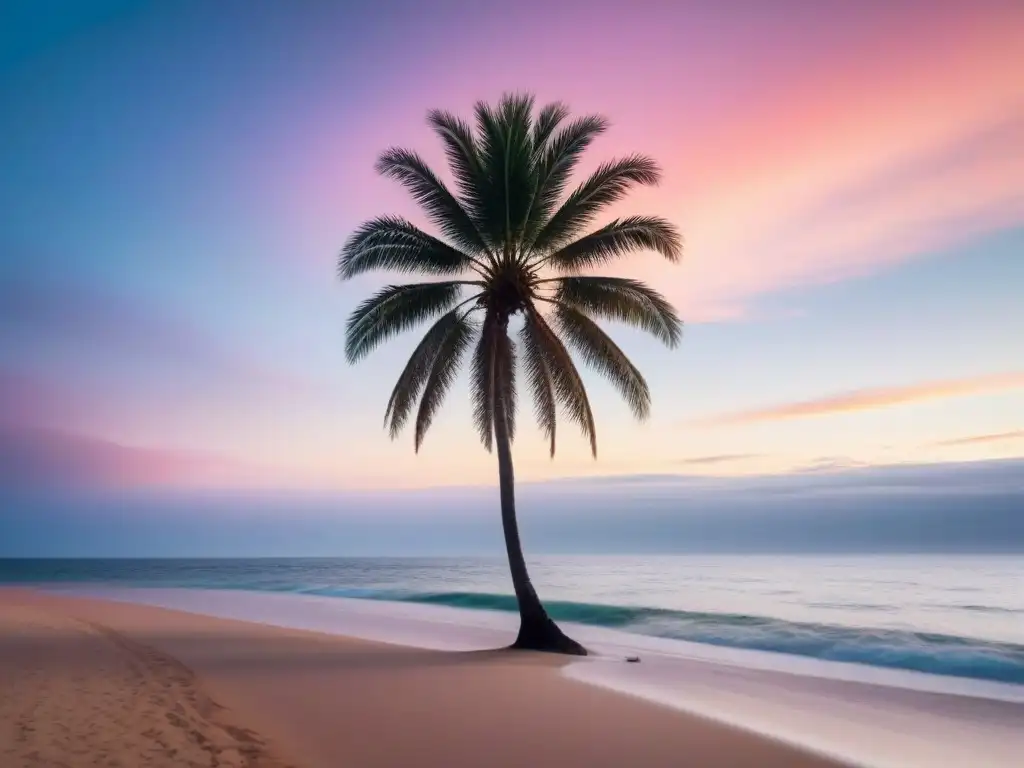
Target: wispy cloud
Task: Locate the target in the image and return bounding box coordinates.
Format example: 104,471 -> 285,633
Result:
0,369 -> 82,427
677,454 -> 761,466
609,6 -> 1024,320
0,275 -> 317,396
0,368 -> 283,491
695,372 -> 1024,427
0,275 -> 219,363
515,458 -> 1024,499
0,423 -> 271,491
933,430 -> 1024,448
793,456 -> 871,474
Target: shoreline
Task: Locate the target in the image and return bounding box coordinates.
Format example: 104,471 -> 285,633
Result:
83,586 -> 1024,768
7,558 -> 1021,690
51,584 -> 1024,701
33,586 -> 1024,766
3,588 -> 1023,766
0,587 -> 846,768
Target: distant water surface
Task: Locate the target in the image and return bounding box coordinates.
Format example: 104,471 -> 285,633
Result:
3,554 -> 1022,684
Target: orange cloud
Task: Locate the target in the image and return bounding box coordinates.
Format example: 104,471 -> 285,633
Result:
932,430 -> 1024,448
696,372 -> 1024,427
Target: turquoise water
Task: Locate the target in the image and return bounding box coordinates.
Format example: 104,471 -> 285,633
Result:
3,555 -> 1022,685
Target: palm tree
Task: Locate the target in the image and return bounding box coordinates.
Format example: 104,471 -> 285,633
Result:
339,93 -> 683,654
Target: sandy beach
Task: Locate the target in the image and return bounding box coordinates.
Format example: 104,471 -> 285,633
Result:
0,588 -> 844,768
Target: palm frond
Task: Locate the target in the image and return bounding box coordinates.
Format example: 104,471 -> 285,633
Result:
554,276 -> 682,348
338,216 -> 477,279
526,307 -> 597,456
518,312 -> 558,456
473,93 -> 537,253
545,215 -> 681,272
345,281 -> 467,362
413,312 -> 476,451
470,311 -> 500,451
531,154 -> 661,254
531,101 -> 570,151
553,303 -> 650,419
342,95 -> 685,462
426,110 -> 488,227
522,114 -> 609,249
376,148 -> 490,255
384,309 -> 467,437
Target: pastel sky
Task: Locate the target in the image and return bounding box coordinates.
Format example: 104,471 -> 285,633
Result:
1,0 -> 1023,500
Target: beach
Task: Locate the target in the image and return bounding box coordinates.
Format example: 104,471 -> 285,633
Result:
0,587 -> 841,768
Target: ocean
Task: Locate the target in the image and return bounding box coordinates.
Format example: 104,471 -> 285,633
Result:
2,554 -> 1022,686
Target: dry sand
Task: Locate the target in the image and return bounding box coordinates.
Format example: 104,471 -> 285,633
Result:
0,596 -> 294,768
0,588 -> 843,768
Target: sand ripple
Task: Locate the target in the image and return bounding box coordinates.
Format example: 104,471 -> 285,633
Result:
0,605 -> 293,767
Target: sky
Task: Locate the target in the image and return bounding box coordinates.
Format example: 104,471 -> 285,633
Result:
1,1 -> 1022,554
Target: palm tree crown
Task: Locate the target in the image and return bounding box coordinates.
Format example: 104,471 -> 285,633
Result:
339,93 -> 683,458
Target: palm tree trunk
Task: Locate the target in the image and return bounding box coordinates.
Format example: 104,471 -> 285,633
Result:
493,335 -> 586,655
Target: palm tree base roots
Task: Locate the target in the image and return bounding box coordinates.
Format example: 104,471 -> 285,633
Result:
511,616 -> 588,655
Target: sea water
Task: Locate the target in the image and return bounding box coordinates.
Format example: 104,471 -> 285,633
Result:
3,554 -> 1021,686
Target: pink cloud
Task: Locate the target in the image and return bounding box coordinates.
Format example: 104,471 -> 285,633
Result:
0,369 -> 82,428
632,8 -> 1024,319
0,423 -> 272,491
0,369 -> 278,490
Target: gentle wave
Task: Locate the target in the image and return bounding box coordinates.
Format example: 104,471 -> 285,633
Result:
333,589 -> 1024,685
6,555 -> 1023,687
